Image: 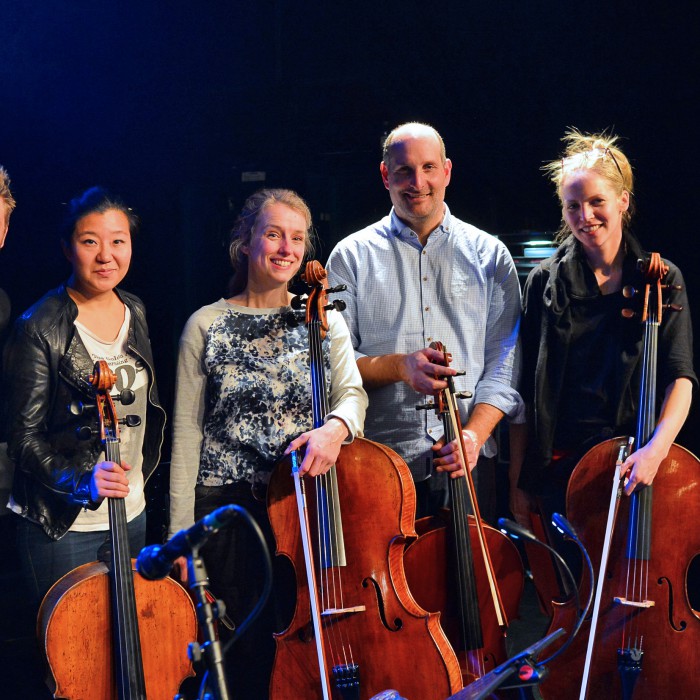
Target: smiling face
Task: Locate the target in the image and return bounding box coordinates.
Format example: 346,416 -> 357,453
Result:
380,130 -> 452,241
243,202 -> 307,293
561,170 -> 629,259
64,209 -> 132,298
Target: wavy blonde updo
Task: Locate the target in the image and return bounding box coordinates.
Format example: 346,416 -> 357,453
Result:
543,129 -> 635,243
228,188 -> 316,295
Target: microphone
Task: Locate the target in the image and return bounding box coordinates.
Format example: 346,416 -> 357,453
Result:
551,512 -> 579,541
497,517 -> 539,543
136,504 -> 242,580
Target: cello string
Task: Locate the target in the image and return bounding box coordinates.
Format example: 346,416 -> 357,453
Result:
636,312 -> 658,649
626,303 -> 658,650
449,474 -> 472,663
318,327 -> 354,670
638,304 -> 658,648
448,448 -> 474,676
445,394 -> 486,678
309,312 -> 353,674
105,427 -> 142,687
316,326 -> 342,668
625,319 -> 648,649
447,387 -> 505,630
307,317 -> 335,673
443,402 -> 467,644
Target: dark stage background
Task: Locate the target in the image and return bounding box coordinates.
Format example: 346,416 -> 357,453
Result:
1,2 -> 699,695
2,2 -> 699,483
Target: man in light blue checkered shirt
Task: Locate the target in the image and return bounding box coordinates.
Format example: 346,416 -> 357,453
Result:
326,123 -> 523,522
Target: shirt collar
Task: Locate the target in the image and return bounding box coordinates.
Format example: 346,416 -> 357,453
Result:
389,203 -> 452,240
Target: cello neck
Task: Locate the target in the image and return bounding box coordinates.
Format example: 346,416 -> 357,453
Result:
307,312 -> 330,429
627,254 -> 667,562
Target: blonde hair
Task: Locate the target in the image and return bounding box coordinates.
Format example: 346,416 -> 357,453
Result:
0,165 -> 16,219
228,188 -> 316,295
543,129 -> 635,242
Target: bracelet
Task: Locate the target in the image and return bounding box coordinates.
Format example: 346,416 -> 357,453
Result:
463,429 -> 478,448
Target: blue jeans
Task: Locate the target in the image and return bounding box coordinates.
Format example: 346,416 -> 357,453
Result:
15,509 -> 147,610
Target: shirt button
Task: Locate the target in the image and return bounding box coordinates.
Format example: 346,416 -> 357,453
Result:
422,276 -> 427,281
425,306 -> 430,311
428,428 -> 433,434
427,336 -> 432,342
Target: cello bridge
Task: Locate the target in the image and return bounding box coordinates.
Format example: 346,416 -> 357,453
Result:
322,605 -> 366,616
613,597 -> 655,608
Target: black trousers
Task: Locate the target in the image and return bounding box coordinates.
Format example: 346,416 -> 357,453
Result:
194,483 -> 295,700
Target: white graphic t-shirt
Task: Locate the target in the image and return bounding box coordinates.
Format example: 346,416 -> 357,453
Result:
71,307 -> 148,531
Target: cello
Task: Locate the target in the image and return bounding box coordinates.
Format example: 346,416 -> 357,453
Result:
402,341 -> 524,687
539,252 -> 700,698
267,261 -> 462,700
38,360 -> 197,700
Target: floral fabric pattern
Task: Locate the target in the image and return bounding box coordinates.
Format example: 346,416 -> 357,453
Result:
198,308 -> 330,488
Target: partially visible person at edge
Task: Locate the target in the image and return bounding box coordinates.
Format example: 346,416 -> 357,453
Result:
0,165 -> 17,512
0,165 -> 15,337
326,122 -> 522,523
509,130 -> 695,532
168,188 -> 367,699
3,186 -> 165,608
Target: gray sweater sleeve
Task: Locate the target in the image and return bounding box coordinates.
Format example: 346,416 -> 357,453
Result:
168,303 -> 221,536
325,308 -> 368,440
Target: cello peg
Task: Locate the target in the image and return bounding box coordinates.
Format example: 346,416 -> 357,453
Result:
326,299 -> 347,312
116,389 -> 135,406
622,285 -> 638,299
120,415 -> 142,428
415,401 -> 435,411
69,400 -> 95,416
621,308 -> 637,319
327,284 -> 347,294
661,283 -> 682,292
290,294 -> 307,310
663,303 -> 683,313
75,425 -> 97,440
284,311 -> 301,328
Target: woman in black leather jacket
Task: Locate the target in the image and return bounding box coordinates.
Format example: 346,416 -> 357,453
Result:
3,186 -> 165,606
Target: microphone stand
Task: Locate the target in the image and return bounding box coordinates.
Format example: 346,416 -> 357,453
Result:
447,627 -> 567,700
176,546 -> 231,700
368,627 -> 567,700
172,504 -> 272,700
469,514 -> 595,698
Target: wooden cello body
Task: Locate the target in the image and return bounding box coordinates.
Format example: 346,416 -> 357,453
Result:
540,439 -> 700,699
403,516 -> 523,684
37,361 -> 197,700
39,560 -> 197,700
268,436 -> 463,699
539,253 -> 700,698
267,261 -> 462,699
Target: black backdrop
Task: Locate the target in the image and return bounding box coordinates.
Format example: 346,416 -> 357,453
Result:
2,1 -> 699,454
